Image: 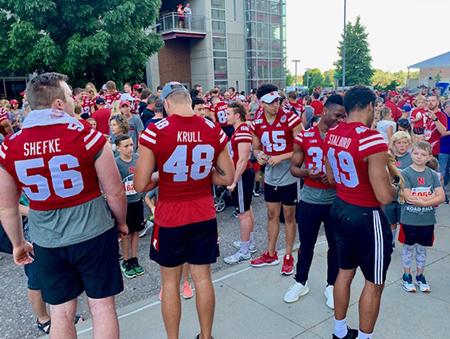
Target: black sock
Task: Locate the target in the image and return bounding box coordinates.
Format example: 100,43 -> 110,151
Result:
255,181 -> 260,190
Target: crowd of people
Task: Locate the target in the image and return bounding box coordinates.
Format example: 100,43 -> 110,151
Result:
0,73 -> 448,339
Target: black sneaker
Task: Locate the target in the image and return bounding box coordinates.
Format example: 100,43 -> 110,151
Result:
195,335 -> 214,339
332,328 -> 358,339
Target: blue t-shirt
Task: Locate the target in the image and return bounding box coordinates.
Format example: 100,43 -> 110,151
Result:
439,112 -> 450,154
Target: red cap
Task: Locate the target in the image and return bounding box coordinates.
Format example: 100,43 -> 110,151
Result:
10,99 -> 19,104
20,91 -> 26,96
132,84 -> 141,90
389,91 -> 400,97
120,100 -> 131,107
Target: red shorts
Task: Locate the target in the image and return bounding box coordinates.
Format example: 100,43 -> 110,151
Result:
252,162 -> 261,171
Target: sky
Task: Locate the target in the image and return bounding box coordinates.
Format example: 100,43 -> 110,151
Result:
286,0 -> 450,75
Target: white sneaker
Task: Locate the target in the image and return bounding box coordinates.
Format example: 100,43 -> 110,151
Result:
402,274 -> 416,292
233,240 -> 257,253
416,275 -> 431,292
283,282 -> 309,303
224,250 -> 251,264
139,220 -> 153,238
324,285 -> 334,309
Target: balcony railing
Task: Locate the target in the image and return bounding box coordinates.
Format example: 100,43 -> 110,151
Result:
157,12 -> 206,34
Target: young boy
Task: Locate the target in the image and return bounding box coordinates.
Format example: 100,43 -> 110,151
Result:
400,141 -> 445,292
410,95 -> 427,135
115,134 -> 146,278
384,131 -> 413,249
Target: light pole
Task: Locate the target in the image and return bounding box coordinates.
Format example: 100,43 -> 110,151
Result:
292,59 -> 301,90
306,68 -> 311,89
342,0 -> 347,88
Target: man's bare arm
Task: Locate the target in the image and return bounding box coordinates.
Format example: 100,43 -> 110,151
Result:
367,152 -> 397,205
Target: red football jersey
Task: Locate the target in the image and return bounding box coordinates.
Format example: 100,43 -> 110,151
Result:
139,114 -> 228,227
0,116 -> 106,211
82,97 -> 93,116
105,92 -> 122,105
0,109 -> 10,137
424,111 -> 448,155
324,122 -> 388,207
286,101 -> 305,115
250,107 -> 301,156
294,125 -> 335,190
214,102 -> 229,127
230,123 -> 252,170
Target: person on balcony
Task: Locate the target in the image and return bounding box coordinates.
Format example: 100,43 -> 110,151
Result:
184,3 -> 192,30
177,4 -> 185,29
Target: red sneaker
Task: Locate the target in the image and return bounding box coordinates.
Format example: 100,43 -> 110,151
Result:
250,251 -> 280,267
280,254 -> 295,275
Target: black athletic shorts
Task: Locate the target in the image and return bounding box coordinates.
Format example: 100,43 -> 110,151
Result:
126,200 -> 145,233
150,219 -> 219,268
399,224 -> 434,247
331,198 -> 393,285
33,228 -> 123,305
383,201 -> 401,225
264,181 -> 299,206
232,168 -> 254,213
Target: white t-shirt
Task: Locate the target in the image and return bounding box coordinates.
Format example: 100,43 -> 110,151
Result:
377,120 -> 397,144
184,7 -> 192,15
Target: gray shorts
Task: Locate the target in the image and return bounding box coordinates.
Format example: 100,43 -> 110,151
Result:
147,187 -> 159,199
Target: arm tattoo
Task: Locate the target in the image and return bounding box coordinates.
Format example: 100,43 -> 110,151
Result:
214,164 -> 226,176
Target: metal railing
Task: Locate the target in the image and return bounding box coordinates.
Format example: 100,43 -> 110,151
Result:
157,12 -> 206,34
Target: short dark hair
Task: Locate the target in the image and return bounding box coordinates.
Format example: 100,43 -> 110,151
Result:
124,82 -> 131,87
147,94 -> 158,104
115,134 -> 132,147
229,86 -> 236,92
193,84 -> 202,90
288,91 -> 297,100
26,72 -> 69,110
228,101 -> 247,122
312,92 -> 320,100
140,88 -> 152,100
74,87 -> 84,95
324,94 -> 344,110
256,83 -> 278,100
190,89 -> 200,98
344,85 -> 376,114
192,97 -> 204,109
157,85 -> 163,91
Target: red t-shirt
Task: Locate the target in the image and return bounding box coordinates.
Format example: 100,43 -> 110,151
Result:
424,111 -> 448,155
214,102 -> 229,127
230,123 -> 252,169
324,122 -> 388,207
310,100 -> 324,116
92,108 -> 112,135
385,99 -> 403,122
410,108 -> 426,128
286,101 -> 305,116
294,125 -> 335,190
139,115 -> 228,227
0,118 -> 106,211
250,107 -> 301,156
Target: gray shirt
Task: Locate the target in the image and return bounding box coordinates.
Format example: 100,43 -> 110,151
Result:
264,158 -> 299,187
127,115 -> 144,151
304,107 -> 314,125
29,196 -> 114,248
301,185 -> 336,205
115,154 -> 143,203
400,166 -> 441,226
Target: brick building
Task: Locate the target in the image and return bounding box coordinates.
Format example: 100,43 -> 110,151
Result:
407,51 -> 450,88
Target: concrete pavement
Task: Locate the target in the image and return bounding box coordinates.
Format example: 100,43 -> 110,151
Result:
67,205 -> 450,339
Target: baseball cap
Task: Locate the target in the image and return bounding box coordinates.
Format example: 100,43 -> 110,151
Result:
161,81 -> 188,101
132,84 -> 141,90
260,91 -> 281,104
238,95 -> 246,101
20,91 -> 26,96
389,90 -> 400,97
10,99 -> 19,104
95,98 -> 106,105
120,100 -> 131,107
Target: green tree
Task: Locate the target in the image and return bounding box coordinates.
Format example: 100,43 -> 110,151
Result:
0,0 -> 164,87
323,69 -> 335,87
302,68 -> 323,91
435,72 -> 442,83
334,16 -> 373,86
286,69 -> 295,87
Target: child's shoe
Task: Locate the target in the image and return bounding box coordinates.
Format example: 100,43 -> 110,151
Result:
416,274 -> 431,292
402,273 -> 416,292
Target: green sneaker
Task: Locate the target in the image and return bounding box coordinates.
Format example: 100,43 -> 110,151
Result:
130,257 -> 145,276
121,260 -> 136,279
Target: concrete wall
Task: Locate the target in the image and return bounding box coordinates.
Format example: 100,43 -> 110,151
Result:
419,67 -> 450,82
226,0 -> 246,93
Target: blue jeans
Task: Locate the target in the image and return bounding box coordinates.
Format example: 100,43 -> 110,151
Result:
438,153 -> 450,188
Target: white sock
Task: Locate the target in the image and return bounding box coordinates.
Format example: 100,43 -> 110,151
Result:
358,330 -> 373,339
240,241 -> 250,254
249,232 -> 254,245
334,318 -> 347,338
391,228 -> 397,242
151,207 -> 155,215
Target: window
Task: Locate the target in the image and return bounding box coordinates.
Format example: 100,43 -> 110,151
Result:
214,59 -> 228,80
212,21 -> 226,36
211,9 -> 225,20
213,37 -> 227,50
213,51 -> 227,58
211,0 -> 225,9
